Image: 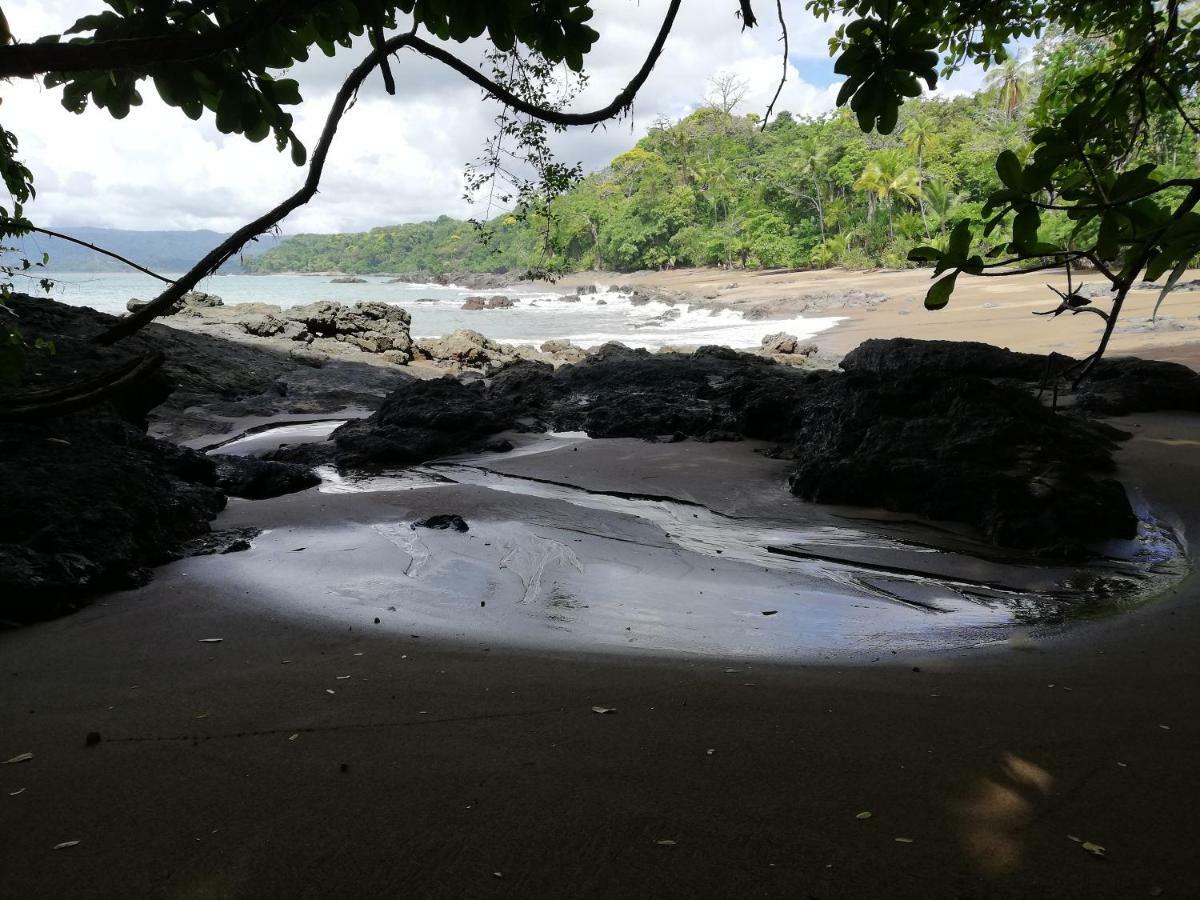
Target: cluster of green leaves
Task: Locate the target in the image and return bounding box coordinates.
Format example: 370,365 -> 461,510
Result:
809,0 -> 1044,133
34,2 -> 598,168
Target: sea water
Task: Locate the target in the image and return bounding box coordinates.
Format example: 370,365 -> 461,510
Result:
34,270 -> 842,350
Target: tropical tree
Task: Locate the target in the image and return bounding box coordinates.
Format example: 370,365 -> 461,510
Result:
854,149 -> 923,236
984,55 -> 1032,120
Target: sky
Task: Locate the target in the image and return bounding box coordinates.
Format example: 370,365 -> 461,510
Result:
1,1 -> 988,234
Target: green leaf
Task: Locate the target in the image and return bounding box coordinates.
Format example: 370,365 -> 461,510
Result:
908,246 -> 942,263
925,271 -> 958,310
996,150 -> 1023,192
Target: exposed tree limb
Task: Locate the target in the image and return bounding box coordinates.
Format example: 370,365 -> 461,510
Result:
0,351 -> 163,421
96,0 -> 686,344
760,0 -> 788,131
29,226 -> 174,284
370,22 -> 397,96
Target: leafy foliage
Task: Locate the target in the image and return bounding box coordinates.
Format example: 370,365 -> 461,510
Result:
812,0 -> 1200,371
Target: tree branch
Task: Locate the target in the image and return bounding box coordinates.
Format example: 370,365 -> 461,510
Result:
760,0 -> 788,131
0,351 -> 163,421
29,226 -> 174,284
96,0 -> 686,345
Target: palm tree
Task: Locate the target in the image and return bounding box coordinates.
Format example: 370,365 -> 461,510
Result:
789,138 -> 833,242
854,149 -> 923,237
985,56 -> 1031,120
922,177 -> 960,234
901,113 -> 939,236
901,113 -> 939,171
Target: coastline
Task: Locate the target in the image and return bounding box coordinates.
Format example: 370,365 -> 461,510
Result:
556,265 -> 1200,366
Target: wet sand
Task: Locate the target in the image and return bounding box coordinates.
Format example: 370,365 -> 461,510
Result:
2,412 -> 1199,897
560,266 -> 1200,368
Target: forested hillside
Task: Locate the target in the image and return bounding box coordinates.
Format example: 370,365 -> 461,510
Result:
246,47 -> 1197,276
241,215 -> 537,274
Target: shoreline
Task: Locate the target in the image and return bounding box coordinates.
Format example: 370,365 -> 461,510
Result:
555,265 -> 1200,364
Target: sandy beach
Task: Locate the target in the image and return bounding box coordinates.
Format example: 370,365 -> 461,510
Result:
560,266 -> 1200,367
3,270 -> 1200,897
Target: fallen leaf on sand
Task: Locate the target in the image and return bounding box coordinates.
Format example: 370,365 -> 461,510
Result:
1068,835 -> 1083,843
3,753 -> 33,765
53,841 -> 79,850
706,749 -> 716,756
288,734 -> 299,742
591,706 -> 616,715
9,788 -> 26,796
197,638 -> 223,644
492,872 -> 502,878
855,812 -> 872,820
1082,841 -> 1107,858
336,675 -> 351,680
1159,724 -> 1171,731
894,837 -> 914,843
325,689 -> 336,695
655,840 -> 676,846
761,610 -> 778,616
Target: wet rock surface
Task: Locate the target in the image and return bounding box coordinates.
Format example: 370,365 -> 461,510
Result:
412,514 -> 470,533
212,455 -> 321,499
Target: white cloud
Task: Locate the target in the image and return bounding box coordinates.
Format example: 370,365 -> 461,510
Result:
0,1 -> 980,233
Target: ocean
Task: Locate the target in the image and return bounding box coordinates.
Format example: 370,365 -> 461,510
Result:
34,271 -> 841,350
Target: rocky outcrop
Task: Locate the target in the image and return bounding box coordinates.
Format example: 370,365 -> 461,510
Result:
283,301 -> 413,362
783,373 -> 1134,552
842,338 -> 1051,381
331,339 -> 1174,555
461,295 -> 516,310
330,276 -> 367,283
212,455 -> 322,499
0,413 -> 225,620
414,329 -> 513,371
385,271 -> 527,290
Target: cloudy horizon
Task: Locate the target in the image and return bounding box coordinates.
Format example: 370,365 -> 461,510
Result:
2,1 -> 988,236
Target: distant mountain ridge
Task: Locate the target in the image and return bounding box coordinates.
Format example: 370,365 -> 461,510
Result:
7,227 -> 283,274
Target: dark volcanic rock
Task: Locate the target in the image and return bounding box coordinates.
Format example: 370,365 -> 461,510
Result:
334,378 -> 512,467
841,338 -> 1050,381
783,373 -> 1136,552
334,340 -> 1150,553
330,276 -> 367,284
177,527 -> 263,557
211,455 -> 321,499
1078,357 -> 1200,415
412,514 -> 469,533
0,414 -> 225,620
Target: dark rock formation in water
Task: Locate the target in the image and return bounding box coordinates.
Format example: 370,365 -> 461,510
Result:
412,514 -> 470,533
328,338 -> 1200,554
212,455 -> 321,499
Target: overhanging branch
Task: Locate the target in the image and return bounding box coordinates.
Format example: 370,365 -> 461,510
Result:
96,0 -> 686,345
